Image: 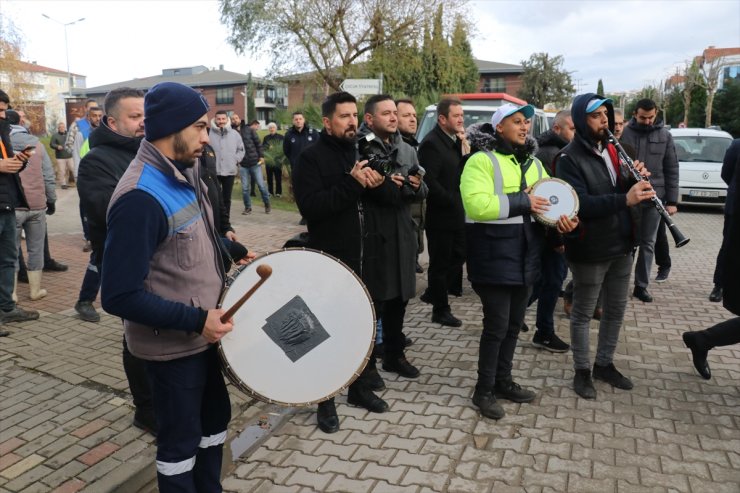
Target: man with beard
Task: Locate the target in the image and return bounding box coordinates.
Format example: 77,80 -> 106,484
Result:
620,99 -> 679,301
293,92 -> 394,434
418,98 -> 467,327
556,94 -> 655,400
210,110 -> 244,221
461,104 -> 578,419
102,82 -> 232,492
75,87 -> 158,436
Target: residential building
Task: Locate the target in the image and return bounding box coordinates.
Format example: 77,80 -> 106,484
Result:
0,60 -> 86,134
81,66 -> 287,125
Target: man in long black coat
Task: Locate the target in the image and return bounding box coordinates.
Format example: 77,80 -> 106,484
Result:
417,98 -> 467,327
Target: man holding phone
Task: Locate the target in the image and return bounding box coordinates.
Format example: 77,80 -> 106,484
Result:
0,90 -> 40,337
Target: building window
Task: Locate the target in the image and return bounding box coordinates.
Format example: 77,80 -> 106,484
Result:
482,77 -> 506,93
216,87 -> 234,105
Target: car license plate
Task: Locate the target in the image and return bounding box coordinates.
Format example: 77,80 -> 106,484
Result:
689,190 -> 719,198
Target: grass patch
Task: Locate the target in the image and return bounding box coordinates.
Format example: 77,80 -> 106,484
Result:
231,172 -> 299,213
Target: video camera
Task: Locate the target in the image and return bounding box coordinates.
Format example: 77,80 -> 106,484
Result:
357,132 -> 425,196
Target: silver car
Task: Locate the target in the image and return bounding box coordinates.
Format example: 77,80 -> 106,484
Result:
669,127 -> 733,207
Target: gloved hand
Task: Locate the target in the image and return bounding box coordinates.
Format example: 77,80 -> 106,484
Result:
46,201 -> 55,215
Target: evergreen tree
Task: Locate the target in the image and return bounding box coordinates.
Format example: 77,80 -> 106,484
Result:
597,79 -> 604,95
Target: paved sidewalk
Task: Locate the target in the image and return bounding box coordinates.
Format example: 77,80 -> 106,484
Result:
1,185 -> 738,492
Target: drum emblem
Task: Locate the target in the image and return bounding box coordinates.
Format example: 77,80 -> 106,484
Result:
549,195 -> 559,205
262,295 -> 330,362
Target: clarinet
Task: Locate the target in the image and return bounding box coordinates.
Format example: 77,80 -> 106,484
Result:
606,129 -> 690,248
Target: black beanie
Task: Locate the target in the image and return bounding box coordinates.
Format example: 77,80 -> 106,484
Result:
5,110 -> 20,125
144,82 -> 210,141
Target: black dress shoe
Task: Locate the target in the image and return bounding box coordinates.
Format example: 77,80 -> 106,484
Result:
419,291 -> 432,304
432,311 -> 462,327
682,332 -> 711,379
448,289 -> 462,297
372,342 -> 384,360
404,336 -> 413,348
415,262 -> 424,274
383,356 -> 420,378
317,400 -> 340,433
347,387 -> 389,413
44,259 -> 69,272
709,286 -> 723,303
633,286 -> 653,303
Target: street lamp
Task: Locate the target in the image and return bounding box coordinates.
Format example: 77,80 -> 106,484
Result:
41,14 -> 85,97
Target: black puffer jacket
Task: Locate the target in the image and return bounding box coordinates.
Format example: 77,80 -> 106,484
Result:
556,93 -> 636,263
536,129 -> 569,175
77,117 -> 142,255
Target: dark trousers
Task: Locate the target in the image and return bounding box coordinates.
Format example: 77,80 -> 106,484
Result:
693,317 -> 740,350
713,213 -> 732,286
425,227 -> 465,313
122,336 -> 154,424
529,248 -> 568,337
78,250 -> 101,303
266,166 -> 282,196
217,175 -> 235,223
147,346 -> 231,493
80,203 -> 89,241
655,217 -> 671,270
375,297 -> 408,361
473,283 -> 531,392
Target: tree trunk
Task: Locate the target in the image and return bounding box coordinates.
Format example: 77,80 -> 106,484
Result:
705,90 -> 716,127
682,91 -> 691,126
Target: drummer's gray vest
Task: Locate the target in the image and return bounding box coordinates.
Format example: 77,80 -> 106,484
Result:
109,141 -> 224,361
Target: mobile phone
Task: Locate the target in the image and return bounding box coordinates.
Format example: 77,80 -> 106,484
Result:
21,145 -> 35,156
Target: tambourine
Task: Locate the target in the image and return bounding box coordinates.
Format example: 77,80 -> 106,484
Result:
530,178 -> 579,227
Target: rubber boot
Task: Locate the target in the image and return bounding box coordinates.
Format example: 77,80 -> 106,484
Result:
28,271 -> 47,300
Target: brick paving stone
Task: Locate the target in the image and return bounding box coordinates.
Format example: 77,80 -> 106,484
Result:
317,456 -> 364,477
77,442 -> 120,467
640,467 -> 691,491
0,439 -> 24,457
324,475 -> 375,493
283,467 -> 333,490
3,464 -> 55,491
521,469 -> 568,491
41,461 -> 87,489
398,468 -> 449,490
50,479 -> 86,493
0,454 -> 44,480
0,455 -> 21,472
566,473 -> 616,493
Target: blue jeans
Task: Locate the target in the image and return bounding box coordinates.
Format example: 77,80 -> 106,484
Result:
0,212 -> 18,310
239,165 -> 269,209
529,247 -> 568,337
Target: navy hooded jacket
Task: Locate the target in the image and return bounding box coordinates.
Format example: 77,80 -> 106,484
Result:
555,93 -> 637,263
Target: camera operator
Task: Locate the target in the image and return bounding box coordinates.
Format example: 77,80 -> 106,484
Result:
357,94 -> 428,384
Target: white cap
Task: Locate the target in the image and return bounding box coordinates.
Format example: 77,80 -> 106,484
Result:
491,103 -> 535,128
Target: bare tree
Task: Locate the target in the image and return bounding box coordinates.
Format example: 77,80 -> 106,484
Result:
700,54 -> 724,127
219,0 -> 468,91
681,60 -> 705,127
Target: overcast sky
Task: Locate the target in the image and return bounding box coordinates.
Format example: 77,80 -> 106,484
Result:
3,0 -> 739,94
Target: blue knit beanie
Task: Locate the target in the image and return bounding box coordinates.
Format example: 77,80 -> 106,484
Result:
144,82 -> 210,141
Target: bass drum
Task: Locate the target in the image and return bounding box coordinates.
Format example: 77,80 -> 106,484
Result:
218,248 -> 375,407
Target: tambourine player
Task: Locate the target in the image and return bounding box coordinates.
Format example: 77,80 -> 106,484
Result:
460,103 -> 578,420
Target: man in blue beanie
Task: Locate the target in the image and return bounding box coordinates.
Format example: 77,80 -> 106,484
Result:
101,82 -> 233,492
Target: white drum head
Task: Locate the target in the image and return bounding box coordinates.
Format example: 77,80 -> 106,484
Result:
531,178 -> 579,227
218,249 -> 375,406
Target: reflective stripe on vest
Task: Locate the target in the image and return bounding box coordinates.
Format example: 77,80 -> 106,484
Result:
464,150 -> 543,225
